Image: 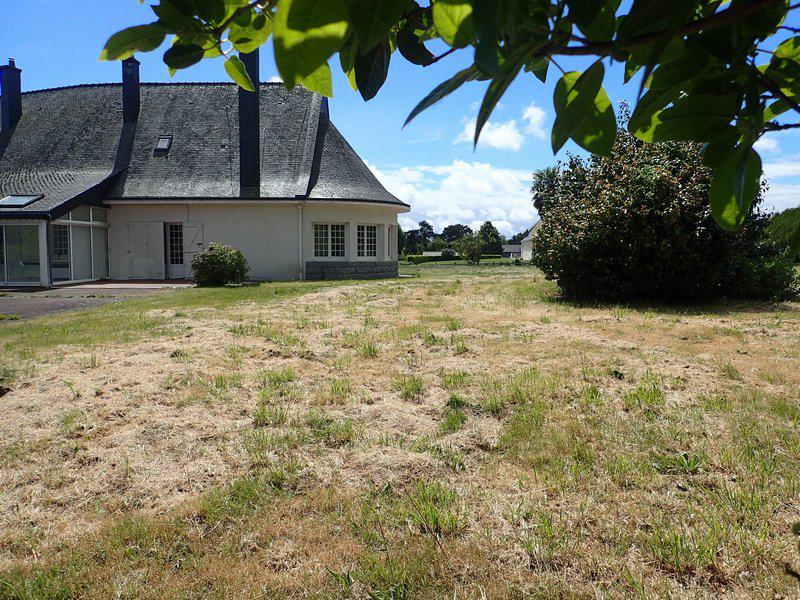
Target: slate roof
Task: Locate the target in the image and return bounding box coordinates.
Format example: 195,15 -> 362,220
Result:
0,82 -> 405,218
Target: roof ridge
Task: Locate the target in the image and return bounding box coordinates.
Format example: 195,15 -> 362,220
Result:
13,81 -> 287,97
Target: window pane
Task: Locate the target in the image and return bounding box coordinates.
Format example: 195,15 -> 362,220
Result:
5,225 -> 39,282
71,226 -> 92,280
357,225 -> 365,257
91,207 -> 107,222
331,224 -> 345,257
71,206 -> 91,222
314,224 -> 329,257
92,228 -> 108,278
168,224 -> 183,265
51,224 -> 71,282
0,227 -> 5,282
366,225 -> 377,257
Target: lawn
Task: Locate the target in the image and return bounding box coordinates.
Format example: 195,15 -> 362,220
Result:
0,263 -> 799,598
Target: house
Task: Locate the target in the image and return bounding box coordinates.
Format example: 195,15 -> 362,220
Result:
520,221 -> 542,261
0,51 -> 408,287
501,244 -> 521,259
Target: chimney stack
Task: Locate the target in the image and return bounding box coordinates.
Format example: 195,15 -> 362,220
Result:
238,50 -> 261,197
1,58 -> 22,132
122,57 -> 140,123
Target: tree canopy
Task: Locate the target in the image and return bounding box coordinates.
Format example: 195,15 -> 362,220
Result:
103,0 -> 800,243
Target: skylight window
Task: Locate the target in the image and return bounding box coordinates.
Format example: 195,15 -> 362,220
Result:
155,136 -> 173,152
0,195 -> 42,207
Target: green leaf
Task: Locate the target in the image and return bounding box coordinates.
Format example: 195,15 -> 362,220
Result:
349,0 -> 408,52
228,11 -> 273,54
273,0 -> 349,90
298,63 -> 334,97
355,40 -> 391,101
339,39 -> 359,91
525,57 -> 549,83
474,49 -> 527,146
631,94 -> 738,143
163,42 -> 205,69
224,55 -> 255,91
397,29 -> 435,66
775,37 -> 800,62
551,62 -> 604,153
432,0 -> 474,49
404,65 -> 479,127
700,131 -> 739,168
152,0 -> 202,33
551,63 -> 615,156
194,0 -> 226,25
100,24 -> 166,61
570,0 -> 619,41
710,147 -> 762,231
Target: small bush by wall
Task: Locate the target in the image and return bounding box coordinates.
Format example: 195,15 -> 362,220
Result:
191,242 -> 250,287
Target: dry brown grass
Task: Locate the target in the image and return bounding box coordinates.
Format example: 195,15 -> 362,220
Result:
0,264 -> 799,598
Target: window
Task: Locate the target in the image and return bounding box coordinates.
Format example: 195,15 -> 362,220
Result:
5,225 -> 40,282
52,225 -> 69,258
91,207 -> 107,222
168,224 -> 183,265
314,223 -> 346,258
70,206 -> 91,222
357,225 -> 377,257
155,136 -> 173,152
0,194 -> 41,207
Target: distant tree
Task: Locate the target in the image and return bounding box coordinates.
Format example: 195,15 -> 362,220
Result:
531,167 -> 561,212
478,221 -> 504,255
454,235 -> 484,265
418,221 -> 435,245
428,237 -> 446,251
441,224 -> 473,244
398,225 -> 406,256
508,230 -> 529,244
767,207 -> 800,262
404,229 -> 426,254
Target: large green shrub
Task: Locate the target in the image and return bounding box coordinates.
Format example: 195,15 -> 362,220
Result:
191,242 -> 250,287
531,126 -> 799,302
454,235 -> 484,265
767,207 -> 800,262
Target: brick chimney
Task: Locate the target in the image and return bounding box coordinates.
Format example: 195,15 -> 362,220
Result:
1,58 -> 22,132
238,50 -> 261,197
122,57 -> 140,123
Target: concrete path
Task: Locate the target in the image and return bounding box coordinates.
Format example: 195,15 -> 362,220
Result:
0,280 -> 191,320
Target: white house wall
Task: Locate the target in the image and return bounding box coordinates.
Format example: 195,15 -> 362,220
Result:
107,201 -> 402,281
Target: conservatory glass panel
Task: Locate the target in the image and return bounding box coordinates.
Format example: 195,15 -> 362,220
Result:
71,226 -> 92,280
5,225 -> 39,282
92,227 -> 108,278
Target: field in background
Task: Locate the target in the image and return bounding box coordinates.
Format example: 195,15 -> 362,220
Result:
0,263 -> 799,598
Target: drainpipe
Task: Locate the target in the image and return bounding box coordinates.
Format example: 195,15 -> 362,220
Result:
296,203 -> 304,280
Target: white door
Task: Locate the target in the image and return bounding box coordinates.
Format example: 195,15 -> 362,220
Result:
182,222 -> 204,278
166,223 -> 185,279
128,222 -> 165,279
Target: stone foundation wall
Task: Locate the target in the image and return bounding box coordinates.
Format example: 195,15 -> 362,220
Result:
305,261 -> 398,281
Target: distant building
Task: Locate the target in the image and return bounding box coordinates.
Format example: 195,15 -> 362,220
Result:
521,221 -> 542,261
501,244 -> 521,259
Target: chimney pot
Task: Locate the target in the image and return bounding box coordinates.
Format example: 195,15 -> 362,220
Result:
238,50 -> 261,197
1,58 -> 22,132
122,56 -> 140,123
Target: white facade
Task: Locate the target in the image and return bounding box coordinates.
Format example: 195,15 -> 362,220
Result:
106,200 -> 404,281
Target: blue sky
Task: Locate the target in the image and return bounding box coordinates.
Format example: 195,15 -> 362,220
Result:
3,1 -> 799,236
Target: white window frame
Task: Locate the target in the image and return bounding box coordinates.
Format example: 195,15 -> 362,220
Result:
357,224 -> 378,258
313,223 -> 346,259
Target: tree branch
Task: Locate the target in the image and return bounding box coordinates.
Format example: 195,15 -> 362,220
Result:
757,70 -> 800,117
764,121 -> 800,131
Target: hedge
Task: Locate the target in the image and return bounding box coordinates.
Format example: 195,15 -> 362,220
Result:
403,254 -> 503,265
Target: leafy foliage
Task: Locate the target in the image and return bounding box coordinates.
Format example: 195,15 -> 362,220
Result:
477,221 -> 504,255
531,121 -> 799,302
103,0 -> 800,240
191,242 -> 250,287
454,235 -> 484,265
767,207 -> 800,262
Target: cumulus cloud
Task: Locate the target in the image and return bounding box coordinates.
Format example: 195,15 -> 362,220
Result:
268,75 -> 283,83
367,160 -> 538,236
764,183 -> 800,212
754,136 -> 779,152
455,118 -> 525,151
764,160 -> 800,179
522,103 -> 547,139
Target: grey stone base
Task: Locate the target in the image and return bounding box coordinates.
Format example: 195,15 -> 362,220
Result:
305,261 -> 398,281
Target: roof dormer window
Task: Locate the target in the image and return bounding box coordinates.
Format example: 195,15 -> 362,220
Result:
155,136 -> 173,154
0,194 -> 42,207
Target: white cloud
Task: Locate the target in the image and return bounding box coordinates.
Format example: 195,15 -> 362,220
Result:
763,183 -> 800,213
268,76 -> 283,83
763,160 -> 800,179
522,103 -> 547,140
754,136 -> 779,153
455,118 -> 524,151
367,160 -> 537,236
